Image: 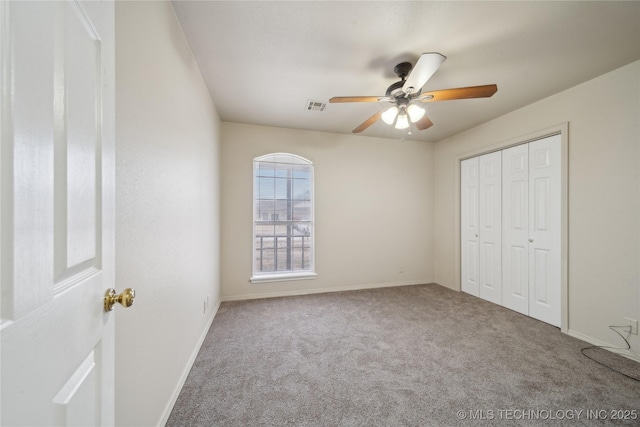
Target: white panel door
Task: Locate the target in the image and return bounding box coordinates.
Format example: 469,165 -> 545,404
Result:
478,151 -> 502,304
528,135 -> 561,327
1,1 -> 116,425
461,157 -> 480,296
501,144 -> 529,315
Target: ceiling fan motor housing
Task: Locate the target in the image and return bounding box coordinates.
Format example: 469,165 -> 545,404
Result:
393,62 -> 413,79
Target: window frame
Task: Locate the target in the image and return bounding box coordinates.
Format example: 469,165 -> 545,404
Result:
250,153 -> 317,283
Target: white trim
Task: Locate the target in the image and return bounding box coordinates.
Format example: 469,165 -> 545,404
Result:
254,152 -> 311,165
223,280 -> 433,302
567,329 -> 640,363
158,298 -> 221,426
250,271 -> 317,284
453,123 -> 569,333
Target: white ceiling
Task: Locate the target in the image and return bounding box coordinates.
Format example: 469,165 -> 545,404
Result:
171,1 -> 640,143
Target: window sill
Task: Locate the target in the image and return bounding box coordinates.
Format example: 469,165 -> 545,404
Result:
250,272 -> 318,284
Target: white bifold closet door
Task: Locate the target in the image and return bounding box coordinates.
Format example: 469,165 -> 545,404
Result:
478,152 -> 502,304
501,144 -> 530,315
502,135 -> 561,327
462,134 -> 560,327
461,157 -> 480,295
461,151 -> 502,305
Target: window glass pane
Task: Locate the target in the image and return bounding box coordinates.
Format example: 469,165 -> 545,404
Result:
275,177 -> 288,199
292,222 -> 311,236
257,200 -> 274,221
292,237 -> 302,270
274,200 -> 290,221
257,248 -> 274,272
256,163 -> 275,177
276,248 -> 288,271
258,177 -> 274,199
292,178 -> 310,200
274,224 -> 288,237
302,249 -> 311,270
255,224 -> 274,239
261,236 -> 275,250
293,204 -> 310,221
292,165 -> 310,179
275,163 -> 289,178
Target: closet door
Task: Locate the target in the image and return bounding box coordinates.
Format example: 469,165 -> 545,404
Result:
461,157 -> 480,296
528,135 -> 561,327
502,144 -> 529,315
478,152 -> 502,304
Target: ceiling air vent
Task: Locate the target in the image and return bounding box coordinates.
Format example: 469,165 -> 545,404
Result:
305,100 -> 326,112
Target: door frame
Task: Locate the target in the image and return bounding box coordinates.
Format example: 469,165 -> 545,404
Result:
453,123 -> 569,333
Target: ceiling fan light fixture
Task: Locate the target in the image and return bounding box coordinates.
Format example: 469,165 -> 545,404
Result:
407,104 -> 426,123
381,106 -> 399,125
395,112 -> 409,130
330,52 -> 498,134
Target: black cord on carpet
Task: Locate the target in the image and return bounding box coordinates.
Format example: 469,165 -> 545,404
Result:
580,325 -> 640,382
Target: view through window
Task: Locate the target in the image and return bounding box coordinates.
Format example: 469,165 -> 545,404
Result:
253,153 -> 314,278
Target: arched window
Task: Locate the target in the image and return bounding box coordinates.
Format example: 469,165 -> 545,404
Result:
251,153 -> 316,283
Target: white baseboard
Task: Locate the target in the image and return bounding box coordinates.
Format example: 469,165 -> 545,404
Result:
158,298 -> 222,426
567,329 -> 640,363
221,280 -> 433,302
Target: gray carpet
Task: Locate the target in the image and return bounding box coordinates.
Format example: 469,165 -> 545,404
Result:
167,284 -> 640,426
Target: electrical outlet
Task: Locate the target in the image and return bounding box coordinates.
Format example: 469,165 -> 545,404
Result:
624,317 -> 638,335
398,265 -> 404,274
203,298 -> 207,314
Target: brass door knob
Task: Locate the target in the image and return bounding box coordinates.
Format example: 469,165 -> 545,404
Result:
104,288 -> 136,312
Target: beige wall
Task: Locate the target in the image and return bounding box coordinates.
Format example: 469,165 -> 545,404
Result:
221,123 -> 434,300
433,61 -> 640,355
115,2 -> 221,426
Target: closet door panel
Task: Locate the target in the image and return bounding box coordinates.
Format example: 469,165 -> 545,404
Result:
502,144 -> 529,315
528,135 -> 561,327
478,151 -> 502,304
461,157 -> 480,296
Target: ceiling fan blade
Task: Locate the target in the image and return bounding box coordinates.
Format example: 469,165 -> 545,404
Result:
352,111 -> 382,133
330,96 -> 386,103
419,84 -> 498,102
414,114 -> 434,131
402,53 -> 446,95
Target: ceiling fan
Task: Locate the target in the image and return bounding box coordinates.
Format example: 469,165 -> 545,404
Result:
330,53 -> 498,134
